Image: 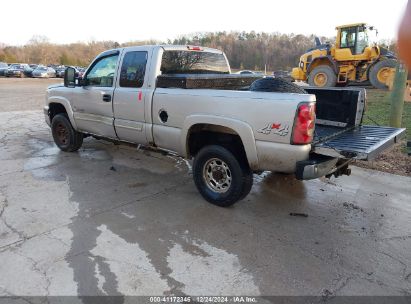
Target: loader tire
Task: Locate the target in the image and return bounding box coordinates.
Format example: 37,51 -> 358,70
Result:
369,59 -> 397,90
250,77 -> 307,94
308,66 -> 337,87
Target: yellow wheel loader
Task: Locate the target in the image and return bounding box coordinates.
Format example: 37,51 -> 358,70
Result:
291,23 -> 397,89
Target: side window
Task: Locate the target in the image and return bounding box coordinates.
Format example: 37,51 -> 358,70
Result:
355,28 -> 368,55
119,51 -> 147,88
86,54 -> 119,87
340,28 -> 356,49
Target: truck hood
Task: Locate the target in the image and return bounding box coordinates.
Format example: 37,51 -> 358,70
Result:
48,83 -> 64,90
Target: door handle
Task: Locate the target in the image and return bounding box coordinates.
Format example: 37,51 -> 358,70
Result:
102,94 -> 111,102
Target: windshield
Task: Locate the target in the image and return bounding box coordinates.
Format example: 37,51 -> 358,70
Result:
160,50 -> 230,74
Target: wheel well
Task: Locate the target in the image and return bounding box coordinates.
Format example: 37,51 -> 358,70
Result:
187,124 -> 248,163
308,58 -> 337,74
48,103 -> 67,121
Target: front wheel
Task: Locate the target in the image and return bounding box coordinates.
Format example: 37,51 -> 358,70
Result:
308,65 -> 337,87
51,114 -> 83,152
193,145 -> 253,207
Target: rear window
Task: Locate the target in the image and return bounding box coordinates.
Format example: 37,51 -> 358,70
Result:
160,50 -> 229,74
119,51 -> 147,88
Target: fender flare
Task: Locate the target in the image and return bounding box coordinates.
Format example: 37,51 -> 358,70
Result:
182,115 -> 259,170
307,56 -> 338,74
47,97 -> 78,130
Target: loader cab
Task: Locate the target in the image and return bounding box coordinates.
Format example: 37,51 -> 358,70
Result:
335,23 -> 377,59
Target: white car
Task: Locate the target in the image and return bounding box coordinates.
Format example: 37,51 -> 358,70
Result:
32,66 -> 56,78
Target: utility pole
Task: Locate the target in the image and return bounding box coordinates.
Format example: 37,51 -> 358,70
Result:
389,62 -> 408,128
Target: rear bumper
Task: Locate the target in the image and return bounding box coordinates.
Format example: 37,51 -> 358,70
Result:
6,72 -> 22,77
255,140 -> 311,172
295,155 -> 342,180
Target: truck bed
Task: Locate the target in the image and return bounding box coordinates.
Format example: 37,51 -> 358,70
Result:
155,76 -> 406,161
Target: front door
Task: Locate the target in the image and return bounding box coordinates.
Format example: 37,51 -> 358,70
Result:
72,52 -> 120,138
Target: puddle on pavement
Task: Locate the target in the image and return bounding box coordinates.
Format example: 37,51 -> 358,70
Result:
88,224 -> 260,296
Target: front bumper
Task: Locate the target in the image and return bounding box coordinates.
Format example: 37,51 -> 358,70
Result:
291,67 -> 306,81
295,155 -> 351,180
6,72 -> 22,77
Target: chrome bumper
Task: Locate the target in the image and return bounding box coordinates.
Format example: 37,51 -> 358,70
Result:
295,156 -> 340,180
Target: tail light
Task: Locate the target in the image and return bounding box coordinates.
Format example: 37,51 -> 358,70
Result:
292,103 -> 316,145
187,45 -> 203,51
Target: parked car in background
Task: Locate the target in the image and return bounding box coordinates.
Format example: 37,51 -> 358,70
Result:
5,64 -> 30,78
55,66 -> 66,78
76,67 -> 86,78
0,62 -> 8,76
24,64 -> 39,77
238,70 -> 254,75
32,66 -> 56,78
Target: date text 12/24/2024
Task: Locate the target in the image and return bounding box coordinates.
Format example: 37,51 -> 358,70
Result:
149,296 -> 257,303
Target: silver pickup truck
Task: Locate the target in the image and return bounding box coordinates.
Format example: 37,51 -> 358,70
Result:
44,45 -> 405,207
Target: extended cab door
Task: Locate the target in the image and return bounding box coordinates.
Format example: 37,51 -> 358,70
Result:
71,51 -> 120,138
113,47 -> 152,144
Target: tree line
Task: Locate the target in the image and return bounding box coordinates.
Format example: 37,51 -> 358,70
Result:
0,32 -> 396,71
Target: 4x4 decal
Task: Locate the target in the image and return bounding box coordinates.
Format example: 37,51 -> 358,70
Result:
257,123 -> 289,136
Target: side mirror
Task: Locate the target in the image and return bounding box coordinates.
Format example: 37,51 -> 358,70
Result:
64,67 -> 76,88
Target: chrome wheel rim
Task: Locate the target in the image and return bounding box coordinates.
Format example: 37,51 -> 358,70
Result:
203,158 -> 232,193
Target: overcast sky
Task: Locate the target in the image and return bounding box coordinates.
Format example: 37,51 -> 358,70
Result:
0,0 -> 408,45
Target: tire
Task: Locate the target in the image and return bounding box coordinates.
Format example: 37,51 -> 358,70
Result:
308,65 -> 337,87
250,77 -> 307,94
238,169 -> 253,201
369,59 -> 397,90
51,114 -> 83,152
193,145 -> 253,207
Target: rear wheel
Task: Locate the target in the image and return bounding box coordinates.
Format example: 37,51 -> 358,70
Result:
369,59 -> 397,89
308,66 -> 337,87
51,114 -> 83,152
193,145 -> 253,207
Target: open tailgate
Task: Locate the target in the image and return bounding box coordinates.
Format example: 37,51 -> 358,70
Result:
313,125 -> 406,160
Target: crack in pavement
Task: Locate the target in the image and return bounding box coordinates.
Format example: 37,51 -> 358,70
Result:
377,250 -> 408,279
320,274 -> 352,301
0,188 -> 29,244
14,252 -> 52,302
0,180 -> 189,253
0,286 -> 42,304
